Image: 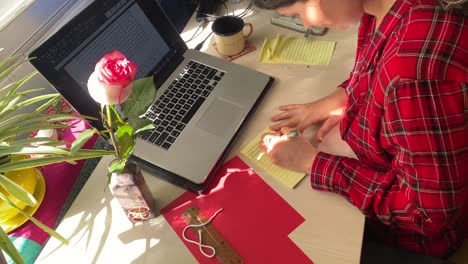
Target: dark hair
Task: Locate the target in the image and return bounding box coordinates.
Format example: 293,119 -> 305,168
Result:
439,0 -> 468,15
252,0 -> 467,15
251,0 -> 304,10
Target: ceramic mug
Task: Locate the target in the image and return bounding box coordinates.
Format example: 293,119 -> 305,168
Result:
211,16 -> 253,56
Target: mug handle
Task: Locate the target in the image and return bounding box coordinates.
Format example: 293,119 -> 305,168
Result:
243,23 -> 253,39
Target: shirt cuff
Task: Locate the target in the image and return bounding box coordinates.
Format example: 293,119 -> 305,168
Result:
310,151 -> 344,192
337,79 -> 349,90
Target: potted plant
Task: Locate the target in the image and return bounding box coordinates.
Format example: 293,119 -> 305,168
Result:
0,55 -> 113,264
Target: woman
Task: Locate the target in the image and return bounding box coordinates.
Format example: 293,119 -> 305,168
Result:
256,0 -> 468,257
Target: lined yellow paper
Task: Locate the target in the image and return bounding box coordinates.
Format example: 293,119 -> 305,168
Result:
240,129 -> 307,189
259,35 -> 336,65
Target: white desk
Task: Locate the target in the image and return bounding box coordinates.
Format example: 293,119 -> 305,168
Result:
37,5 -> 364,264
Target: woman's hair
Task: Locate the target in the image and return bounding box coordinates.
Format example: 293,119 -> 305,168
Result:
439,0 -> 468,15
251,0 -> 467,15
251,0 -> 303,10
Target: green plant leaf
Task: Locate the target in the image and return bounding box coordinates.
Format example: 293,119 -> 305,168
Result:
70,128 -> 98,154
0,150 -> 113,172
116,124 -> 135,162
1,94 -> 22,113
109,161 -> 125,174
0,57 -> 29,84
0,123 -> 72,143
3,71 -> 38,101
0,81 -> 15,96
0,54 -> 20,73
107,161 -> 126,185
121,77 -> 157,131
10,71 -> 37,92
0,226 -> 25,264
0,155 -> 10,165
0,173 -> 37,207
0,88 -> 44,111
0,115 -> 45,134
108,105 -> 124,127
0,113 -> 90,134
102,105 -> 124,130
34,94 -> 61,113
0,192 -> 68,245
10,137 -> 66,147
0,93 -> 64,119
3,94 -> 60,116
0,145 -> 71,156
134,123 -> 155,135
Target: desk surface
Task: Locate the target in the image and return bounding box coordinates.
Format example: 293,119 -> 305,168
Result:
37,5 -> 365,264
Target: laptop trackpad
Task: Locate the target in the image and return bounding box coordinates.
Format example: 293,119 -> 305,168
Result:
196,98 -> 243,137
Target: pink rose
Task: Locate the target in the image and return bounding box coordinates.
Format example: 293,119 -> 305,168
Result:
87,50 -> 138,105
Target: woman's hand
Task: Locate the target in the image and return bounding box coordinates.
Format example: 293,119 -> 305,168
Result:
315,109 -> 344,142
269,102 -> 321,131
269,88 -> 347,141
259,128 -> 317,174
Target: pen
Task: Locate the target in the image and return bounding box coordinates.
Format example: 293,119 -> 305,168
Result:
281,130 -> 300,139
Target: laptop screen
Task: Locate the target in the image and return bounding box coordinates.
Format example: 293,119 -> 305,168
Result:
30,0 -> 187,129
59,1 -> 170,91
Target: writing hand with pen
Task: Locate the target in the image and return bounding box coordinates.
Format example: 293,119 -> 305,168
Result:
259,88 -> 347,174
259,127 -> 317,174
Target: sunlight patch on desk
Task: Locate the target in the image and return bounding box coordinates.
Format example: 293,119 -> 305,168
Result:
145,217 -> 167,230
180,26 -> 205,42
228,5 -> 254,19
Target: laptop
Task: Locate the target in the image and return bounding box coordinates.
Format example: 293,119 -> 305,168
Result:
29,0 -> 274,192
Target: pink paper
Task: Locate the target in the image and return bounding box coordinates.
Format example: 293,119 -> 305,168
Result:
161,156 -> 313,264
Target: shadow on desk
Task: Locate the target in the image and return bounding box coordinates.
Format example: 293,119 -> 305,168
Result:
360,222 -> 455,264
361,241 -> 454,264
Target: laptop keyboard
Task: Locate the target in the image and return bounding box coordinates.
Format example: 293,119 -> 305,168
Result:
141,60 -> 225,150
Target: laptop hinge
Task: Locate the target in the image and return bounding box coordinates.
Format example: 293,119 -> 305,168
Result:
152,51 -> 184,89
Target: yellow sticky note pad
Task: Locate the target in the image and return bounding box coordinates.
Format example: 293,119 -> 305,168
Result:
240,129 -> 307,189
259,35 -> 336,65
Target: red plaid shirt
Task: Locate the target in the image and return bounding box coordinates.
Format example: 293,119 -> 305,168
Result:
311,0 -> 468,257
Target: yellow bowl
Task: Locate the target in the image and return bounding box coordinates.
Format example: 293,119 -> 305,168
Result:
1,170 -> 46,233
0,167 -> 38,222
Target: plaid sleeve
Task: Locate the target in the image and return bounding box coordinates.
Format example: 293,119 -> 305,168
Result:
338,79 -> 350,90
311,80 -> 468,236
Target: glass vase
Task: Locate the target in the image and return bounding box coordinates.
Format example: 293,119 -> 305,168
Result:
109,162 -> 156,222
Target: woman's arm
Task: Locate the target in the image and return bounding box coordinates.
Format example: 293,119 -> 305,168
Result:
269,87 -> 347,133
310,80 -> 468,235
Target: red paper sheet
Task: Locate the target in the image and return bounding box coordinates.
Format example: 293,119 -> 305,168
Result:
161,156 -> 313,264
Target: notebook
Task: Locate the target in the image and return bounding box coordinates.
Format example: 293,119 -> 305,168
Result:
29,0 -> 274,192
